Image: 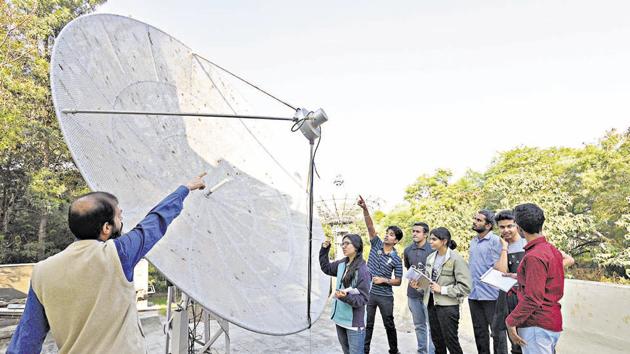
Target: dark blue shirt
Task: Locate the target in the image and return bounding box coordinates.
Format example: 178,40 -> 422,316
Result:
7,186 -> 189,354
403,241 -> 433,298
367,237 -> 403,297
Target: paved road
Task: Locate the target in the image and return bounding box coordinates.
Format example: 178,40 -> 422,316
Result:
145,296 -> 478,354
2,290 -> 480,353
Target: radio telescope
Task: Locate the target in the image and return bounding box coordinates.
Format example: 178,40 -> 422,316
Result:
50,13 -> 329,337
316,175 -> 381,259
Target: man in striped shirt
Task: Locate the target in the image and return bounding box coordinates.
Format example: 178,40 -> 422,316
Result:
358,196 -> 404,354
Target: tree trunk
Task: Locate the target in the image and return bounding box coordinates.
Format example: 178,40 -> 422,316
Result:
1,189 -> 16,234
2,203 -> 11,234
38,210 -> 48,260
38,141 -> 51,261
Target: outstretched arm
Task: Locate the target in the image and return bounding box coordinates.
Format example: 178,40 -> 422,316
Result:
114,173 -> 207,282
358,195 -> 377,240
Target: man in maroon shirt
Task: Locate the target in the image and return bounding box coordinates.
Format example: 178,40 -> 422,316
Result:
505,203 -> 564,354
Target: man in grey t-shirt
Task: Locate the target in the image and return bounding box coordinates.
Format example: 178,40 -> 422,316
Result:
404,222 -> 435,354
493,209 -> 574,354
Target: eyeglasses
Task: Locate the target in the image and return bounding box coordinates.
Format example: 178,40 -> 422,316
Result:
341,241 -> 352,246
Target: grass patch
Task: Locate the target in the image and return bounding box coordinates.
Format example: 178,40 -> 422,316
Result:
148,293 -> 168,316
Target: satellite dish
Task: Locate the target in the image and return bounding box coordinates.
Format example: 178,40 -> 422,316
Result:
50,13 -> 328,335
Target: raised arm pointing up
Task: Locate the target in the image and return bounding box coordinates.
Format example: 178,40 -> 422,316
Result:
358,195 -> 377,240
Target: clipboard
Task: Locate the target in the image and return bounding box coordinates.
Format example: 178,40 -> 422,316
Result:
405,266 -> 432,289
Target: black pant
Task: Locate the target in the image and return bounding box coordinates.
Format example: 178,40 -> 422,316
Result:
494,292 -> 522,354
364,293 -> 398,354
427,295 -> 463,354
469,299 -> 508,354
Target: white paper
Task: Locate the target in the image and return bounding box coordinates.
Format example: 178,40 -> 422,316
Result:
341,287 -> 360,295
480,268 -> 518,292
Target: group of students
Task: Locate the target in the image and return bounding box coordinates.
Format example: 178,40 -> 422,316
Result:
7,172 -> 571,354
320,198 -> 573,354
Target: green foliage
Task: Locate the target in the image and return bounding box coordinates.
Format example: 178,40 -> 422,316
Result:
148,263 -> 169,293
0,1 -> 627,286
0,0 -> 103,263
481,146 -> 599,251
381,129 -> 630,280
379,168 -> 482,256
594,214 -> 630,277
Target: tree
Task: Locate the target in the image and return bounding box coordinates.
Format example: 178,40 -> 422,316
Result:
0,0 -> 103,262
379,129 -> 629,280
380,169 -> 483,256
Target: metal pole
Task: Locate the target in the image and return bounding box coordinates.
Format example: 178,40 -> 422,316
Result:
307,139 -> 315,328
61,109 -> 297,122
171,293 -> 189,354
223,318 -> 231,354
203,310 -> 210,343
164,283 -> 174,354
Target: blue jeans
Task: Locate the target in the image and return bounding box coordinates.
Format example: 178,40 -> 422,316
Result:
517,327 -> 561,354
336,325 -> 365,354
408,296 -> 435,354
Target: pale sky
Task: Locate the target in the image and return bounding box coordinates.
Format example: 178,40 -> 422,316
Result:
98,0 -> 630,210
